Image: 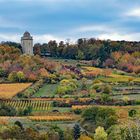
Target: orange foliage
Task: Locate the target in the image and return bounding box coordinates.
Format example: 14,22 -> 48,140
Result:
28,73 -> 37,82
39,68 -> 49,78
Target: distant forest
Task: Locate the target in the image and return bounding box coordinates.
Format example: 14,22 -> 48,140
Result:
1,38 -> 140,73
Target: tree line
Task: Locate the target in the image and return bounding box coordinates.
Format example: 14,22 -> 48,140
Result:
2,38 -> 140,74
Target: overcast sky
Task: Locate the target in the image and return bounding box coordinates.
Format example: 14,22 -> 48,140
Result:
0,0 -> 140,43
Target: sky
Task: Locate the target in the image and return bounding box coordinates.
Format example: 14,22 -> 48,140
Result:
0,0 -> 140,43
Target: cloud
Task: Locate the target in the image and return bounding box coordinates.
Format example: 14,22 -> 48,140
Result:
124,8 -> 140,17
34,34 -> 64,43
97,32 -> 140,41
73,24 -> 140,41
0,34 -> 20,42
1,31 -> 140,44
75,24 -> 115,33
0,33 -> 64,44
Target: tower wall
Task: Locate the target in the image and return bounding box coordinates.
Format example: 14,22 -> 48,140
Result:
21,32 -> 33,55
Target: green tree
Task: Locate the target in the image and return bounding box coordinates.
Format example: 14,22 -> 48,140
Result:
50,125 -> 64,140
0,68 -> 6,77
23,106 -> 32,115
76,50 -> 85,60
102,84 -> 112,94
100,94 -> 111,103
129,109 -> 137,117
73,124 -> 81,140
14,121 -> 24,130
82,107 -> 118,129
94,126 -> 107,140
0,103 -> 17,116
107,125 -> 123,140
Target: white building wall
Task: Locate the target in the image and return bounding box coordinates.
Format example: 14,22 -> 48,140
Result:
21,35 -> 33,55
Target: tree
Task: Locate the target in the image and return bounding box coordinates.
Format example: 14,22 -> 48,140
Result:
0,68 -> 6,77
107,125 -> 123,140
81,78 -> 88,90
28,73 -> 37,82
76,50 -> 85,60
17,71 -> 25,82
39,68 -> 49,79
94,126 -> 107,140
8,71 -> 18,82
23,106 -> 32,115
49,125 -> 64,140
102,84 -> 112,94
0,103 -> 17,116
56,79 -> 78,95
82,107 -> 118,129
33,43 -> 41,55
64,127 -> 73,140
14,121 -> 24,130
100,94 -> 111,103
73,124 -> 81,140
129,109 -> 137,117
48,40 -> 58,57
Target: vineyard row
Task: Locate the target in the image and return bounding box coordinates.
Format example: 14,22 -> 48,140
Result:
1,100 -> 52,111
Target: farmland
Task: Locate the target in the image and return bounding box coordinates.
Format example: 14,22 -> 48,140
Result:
0,83 -> 32,99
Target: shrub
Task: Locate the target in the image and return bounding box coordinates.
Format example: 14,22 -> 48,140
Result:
74,109 -> 82,114
8,71 -> 18,82
102,85 -> 112,94
82,107 -> 118,129
0,103 -> 17,116
99,94 -> 111,103
129,109 -> 137,117
73,124 -> 81,140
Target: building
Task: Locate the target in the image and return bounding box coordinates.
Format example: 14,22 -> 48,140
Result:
21,31 -> 33,55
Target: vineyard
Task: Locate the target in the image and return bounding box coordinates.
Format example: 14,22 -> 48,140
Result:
0,83 -> 32,99
0,115 -> 78,122
72,105 -> 140,110
1,100 -> 52,111
28,115 -> 78,121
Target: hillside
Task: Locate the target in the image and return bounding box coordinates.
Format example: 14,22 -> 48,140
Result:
0,44 -> 140,139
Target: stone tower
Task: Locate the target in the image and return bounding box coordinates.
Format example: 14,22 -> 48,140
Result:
21,31 -> 33,55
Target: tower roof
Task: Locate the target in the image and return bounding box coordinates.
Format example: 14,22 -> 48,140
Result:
23,31 -> 31,37
21,31 -> 33,40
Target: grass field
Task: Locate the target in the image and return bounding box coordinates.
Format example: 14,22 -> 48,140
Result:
0,83 -> 32,99
112,94 -> 140,100
33,83 -> 58,97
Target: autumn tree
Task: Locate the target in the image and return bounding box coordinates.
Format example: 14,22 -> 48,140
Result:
94,126 -> 108,140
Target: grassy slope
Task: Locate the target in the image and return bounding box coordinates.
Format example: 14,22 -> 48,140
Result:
33,83 -> 58,97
